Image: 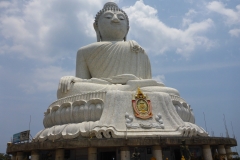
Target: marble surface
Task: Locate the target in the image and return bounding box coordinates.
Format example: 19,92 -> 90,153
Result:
34,91 -> 206,141
33,2 -> 207,141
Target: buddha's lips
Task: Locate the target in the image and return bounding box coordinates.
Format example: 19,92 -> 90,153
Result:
111,22 -> 121,25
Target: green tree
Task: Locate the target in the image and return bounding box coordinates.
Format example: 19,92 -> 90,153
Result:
0,153 -> 11,160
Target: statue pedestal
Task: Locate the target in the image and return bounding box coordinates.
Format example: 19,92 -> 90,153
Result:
34,90 -> 207,141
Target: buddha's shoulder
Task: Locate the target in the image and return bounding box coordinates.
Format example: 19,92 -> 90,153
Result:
76,42 -> 100,56
77,42 -> 111,53
77,40 -> 143,55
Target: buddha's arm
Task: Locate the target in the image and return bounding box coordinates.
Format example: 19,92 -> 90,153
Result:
76,49 -> 91,79
58,49 -> 91,94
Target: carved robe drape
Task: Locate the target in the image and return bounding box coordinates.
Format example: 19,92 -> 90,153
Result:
76,40 -> 152,79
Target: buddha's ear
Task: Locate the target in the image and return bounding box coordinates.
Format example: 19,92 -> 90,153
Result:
124,26 -> 130,41
93,22 -> 101,42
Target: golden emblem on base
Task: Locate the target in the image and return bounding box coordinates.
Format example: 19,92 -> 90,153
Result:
132,88 -> 153,119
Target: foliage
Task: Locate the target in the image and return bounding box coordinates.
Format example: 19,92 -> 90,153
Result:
0,153 -> 11,160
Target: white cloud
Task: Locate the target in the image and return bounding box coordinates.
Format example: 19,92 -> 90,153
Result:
19,66 -> 74,93
182,18 -> 192,28
0,0 -> 133,94
185,9 -> 197,17
0,0 -> 216,62
124,1 -> 214,58
207,1 -> 240,26
0,1 -> 11,8
0,0 -> 110,62
229,28 -> 240,37
206,1 -> 240,37
152,75 -> 165,82
157,61 -> 240,74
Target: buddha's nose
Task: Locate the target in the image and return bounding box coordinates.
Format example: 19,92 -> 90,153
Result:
111,14 -> 120,23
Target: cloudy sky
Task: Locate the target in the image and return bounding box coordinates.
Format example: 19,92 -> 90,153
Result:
0,0 -> 240,154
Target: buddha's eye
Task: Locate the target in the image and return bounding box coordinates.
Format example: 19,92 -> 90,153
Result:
118,15 -> 125,20
105,14 -> 112,19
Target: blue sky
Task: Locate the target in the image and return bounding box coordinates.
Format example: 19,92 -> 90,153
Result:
0,0 -> 240,154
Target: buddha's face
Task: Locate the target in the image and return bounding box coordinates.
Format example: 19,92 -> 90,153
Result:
97,10 -> 128,41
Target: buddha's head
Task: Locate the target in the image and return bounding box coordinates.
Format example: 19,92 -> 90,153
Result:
94,2 -> 129,42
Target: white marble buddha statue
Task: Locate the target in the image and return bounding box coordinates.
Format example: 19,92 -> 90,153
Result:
34,3 -> 206,142
57,2 -> 179,99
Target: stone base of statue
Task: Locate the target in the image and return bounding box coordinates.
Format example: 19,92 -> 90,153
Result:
7,74 -> 237,160
33,84 -> 207,142
7,136 -> 237,160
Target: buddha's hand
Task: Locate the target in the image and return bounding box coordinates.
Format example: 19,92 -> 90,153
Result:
111,74 -> 140,84
58,76 -> 80,93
